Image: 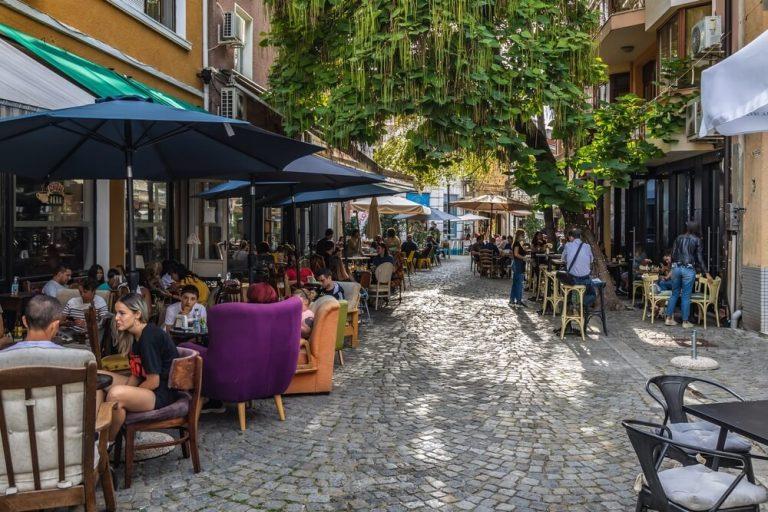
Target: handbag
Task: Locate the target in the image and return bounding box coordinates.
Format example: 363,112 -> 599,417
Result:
557,241 -> 585,286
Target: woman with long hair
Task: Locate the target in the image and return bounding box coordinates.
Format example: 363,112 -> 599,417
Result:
105,293 -> 179,440
509,229 -> 528,307
87,264 -> 105,287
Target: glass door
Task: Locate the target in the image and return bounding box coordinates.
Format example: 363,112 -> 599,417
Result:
189,180 -> 228,278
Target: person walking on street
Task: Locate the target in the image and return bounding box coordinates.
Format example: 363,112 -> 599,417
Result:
561,228 -> 595,310
509,229 -> 528,307
665,221 -> 712,328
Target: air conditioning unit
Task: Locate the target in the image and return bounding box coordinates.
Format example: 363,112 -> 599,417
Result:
220,11 -> 244,46
219,87 -> 246,120
685,100 -> 720,142
690,16 -> 722,57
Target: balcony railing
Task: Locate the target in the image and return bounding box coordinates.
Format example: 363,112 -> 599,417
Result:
595,0 -> 645,25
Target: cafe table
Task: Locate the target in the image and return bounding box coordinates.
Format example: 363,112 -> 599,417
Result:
684,400 -> 768,472
0,291 -> 35,319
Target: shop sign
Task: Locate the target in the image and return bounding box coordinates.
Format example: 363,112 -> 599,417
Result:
35,182 -> 65,206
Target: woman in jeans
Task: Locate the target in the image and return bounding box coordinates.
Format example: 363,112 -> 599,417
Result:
509,229 -> 528,307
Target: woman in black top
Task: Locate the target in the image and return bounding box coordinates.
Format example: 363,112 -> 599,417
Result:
509,229 -> 528,307
105,293 -> 179,441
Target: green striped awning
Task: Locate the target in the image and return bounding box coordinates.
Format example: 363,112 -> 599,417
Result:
0,22 -> 201,111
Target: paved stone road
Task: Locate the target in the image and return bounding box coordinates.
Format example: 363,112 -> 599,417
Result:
115,256 -> 745,511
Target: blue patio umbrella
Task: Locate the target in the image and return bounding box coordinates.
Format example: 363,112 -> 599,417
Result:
0,95 -> 321,282
199,181 -> 405,204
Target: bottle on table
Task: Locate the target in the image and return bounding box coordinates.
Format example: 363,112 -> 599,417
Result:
10,276 -> 19,296
191,310 -> 200,333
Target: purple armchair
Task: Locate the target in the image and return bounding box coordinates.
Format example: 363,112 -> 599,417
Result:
180,298 -> 301,430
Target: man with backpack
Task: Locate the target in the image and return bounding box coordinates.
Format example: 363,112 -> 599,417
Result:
561,228 -> 595,310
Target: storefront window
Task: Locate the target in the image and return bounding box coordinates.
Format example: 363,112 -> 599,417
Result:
193,182 -> 225,261
13,178 -> 93,277
226,197 -> 246,272
133,181 -> 168,265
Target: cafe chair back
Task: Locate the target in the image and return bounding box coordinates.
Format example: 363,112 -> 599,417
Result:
180,300 -> 300,430
646,375 -> 753,470
623,419 -> 767,512
286,297 -> 339,395
113,346 -> 202,488
337,281 -> 361,347
371,262 -> 394,310
0,352 -> 116,512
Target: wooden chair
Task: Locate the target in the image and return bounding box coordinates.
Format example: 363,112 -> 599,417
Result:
478,249 -> 495,277
542,270 -> 563,316
642,274 -> 671,323
357,271 -> 372,324
84,306 -> 103,368
691,276 -> 722,328
560,284 -> 586,341
0,360 -> 116,512
416,247 -> 434,270
404,251 -> 416,285
535,264 -> 549,301
337,282 -> 361,347
113,347 -> 203,489
370,263 -> 394,310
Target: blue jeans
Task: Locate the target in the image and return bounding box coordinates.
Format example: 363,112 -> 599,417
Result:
571,275 -> 596,309
665,266 -> 696,321
657,279 -> 674,291
510,260 -> 525,302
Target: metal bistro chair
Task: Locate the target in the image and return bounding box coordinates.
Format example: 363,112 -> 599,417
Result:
623,419 -> 768,512
357,270 -> 373,323
645,375 -> 754,471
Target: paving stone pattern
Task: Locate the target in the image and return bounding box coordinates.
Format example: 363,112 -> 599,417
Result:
113,256 -> 767,511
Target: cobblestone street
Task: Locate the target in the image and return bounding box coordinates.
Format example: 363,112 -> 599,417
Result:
115,256 -> 768,511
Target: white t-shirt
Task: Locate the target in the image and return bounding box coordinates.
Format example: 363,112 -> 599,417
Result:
42,280 -> 66,299
164,302 -> 207,328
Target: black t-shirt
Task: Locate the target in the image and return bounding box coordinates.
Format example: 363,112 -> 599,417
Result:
129,324 -> 179,384
401,240 -> 419,254
315,238 -> 335,256
513,241 -> 526,260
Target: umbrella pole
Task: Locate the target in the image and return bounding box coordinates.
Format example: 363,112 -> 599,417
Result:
248,175 -> 257,283
341,202 -> 348,266
124,122 -> 139,290
292,188 -> 300,291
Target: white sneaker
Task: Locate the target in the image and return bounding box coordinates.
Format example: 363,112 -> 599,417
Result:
665,317 -> 678,326
682,321 -> 695,329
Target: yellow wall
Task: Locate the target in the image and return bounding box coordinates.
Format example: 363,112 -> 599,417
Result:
0,0 -> 203,105
740,7 -> 768,267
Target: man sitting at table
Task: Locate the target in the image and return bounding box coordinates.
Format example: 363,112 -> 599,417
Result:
317,268 -> 345,300
63,279 -> 110,328
42,265 -> 72,298
0,295 -> 86,355
315,229 -> 337,269
469,235 -> 485,263
482,237 -> 500,256
562,228 -> 595,310
401,234 -> 419,256
164,285 -> 207,332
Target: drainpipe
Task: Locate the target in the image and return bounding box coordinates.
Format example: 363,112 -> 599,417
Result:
729,0 -> 745,327
202,0 -> 210,111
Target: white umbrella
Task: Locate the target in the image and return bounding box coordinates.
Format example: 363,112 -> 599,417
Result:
351,195 -> 431,215
700,28 -> 768,137
458,213 -> 487,221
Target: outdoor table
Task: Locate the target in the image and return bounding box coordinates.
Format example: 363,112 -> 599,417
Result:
0,292 -> 35,320
169,328 -> 208,347
684,400 -> 768,471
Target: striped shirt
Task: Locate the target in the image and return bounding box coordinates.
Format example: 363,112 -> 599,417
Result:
62,295 -> 109,325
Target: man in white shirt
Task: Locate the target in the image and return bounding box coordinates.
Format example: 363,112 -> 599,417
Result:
42,266 -> 71,299
164,285 -> 207,331
561,228 -> 595,308
62,279 -> 109,327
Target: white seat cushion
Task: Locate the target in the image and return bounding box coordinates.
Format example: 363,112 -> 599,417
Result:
659,464 -> 768,511
669,421 -> 752,453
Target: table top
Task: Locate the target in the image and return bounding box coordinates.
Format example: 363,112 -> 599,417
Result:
347,255 -> 371,261
684,400 -> 768,445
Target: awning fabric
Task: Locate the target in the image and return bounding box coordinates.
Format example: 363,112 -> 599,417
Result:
0,37 -> 94,110
700,29 -> 768,136
0,22 -> 200,111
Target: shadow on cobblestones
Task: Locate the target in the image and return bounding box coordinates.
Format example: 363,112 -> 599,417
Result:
113,257 -> 680,511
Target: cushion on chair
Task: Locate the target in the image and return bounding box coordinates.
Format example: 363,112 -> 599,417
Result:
690,293 -> 705,300
124,392 -> 191,425
658,464 -> 768,511
668,421 -> 752,453
656,291 -> 672,297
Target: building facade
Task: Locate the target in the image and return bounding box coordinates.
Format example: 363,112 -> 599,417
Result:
0,0 -> 205,286
596,0 -> 768,331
